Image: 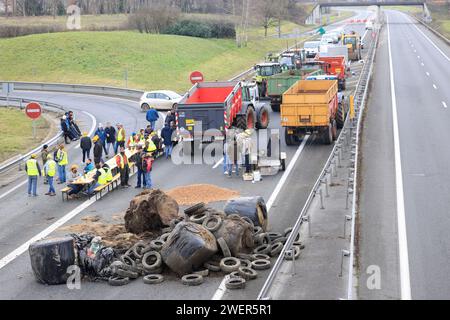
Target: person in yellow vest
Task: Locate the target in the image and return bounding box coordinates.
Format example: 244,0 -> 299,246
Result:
43,154 -> 56,196
115,124 -> 126,154
26,154 -> 42,197
101,162 -> 113,183
127,132 -> 137,150
145,135 -> 157,155
116,146 -> 131,188
87,163 -> 108,195
56,144 -> 68,184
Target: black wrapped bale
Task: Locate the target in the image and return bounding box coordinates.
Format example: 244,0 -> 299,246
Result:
223,197 -> 268,231
213,216 -> 254,256
29,237 -> 77,285
161,222 -> 218,276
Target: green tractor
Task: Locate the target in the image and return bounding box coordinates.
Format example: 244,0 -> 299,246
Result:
254,62 -> 283,98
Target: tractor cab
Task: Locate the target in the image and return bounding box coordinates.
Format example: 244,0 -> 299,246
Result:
254,62 -> 283,97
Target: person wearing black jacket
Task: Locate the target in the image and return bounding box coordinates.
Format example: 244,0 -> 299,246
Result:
61,117 -> 71,144
93,135 -> 103,164
105,122 -> 116,156
80,133 -> 92,163
133,146 -> 146,189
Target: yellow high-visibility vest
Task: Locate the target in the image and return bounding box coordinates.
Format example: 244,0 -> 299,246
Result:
104,167 -> 113,182
146,139 -> 157,153
97,168 -> 108,185
128,137 -> 136,148
47,160 -> 56,177
116,154 -> 128,169
117,128 -> 125,142
26,159 -> 39,176
57,149 -> 68,166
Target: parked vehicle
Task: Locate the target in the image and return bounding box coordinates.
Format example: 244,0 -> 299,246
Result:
342,33 -> 362,61
316,55 -> 347,90
317,45 -> 349,64
254,62 -> 283,97
140,90 -> 182,111
365,20 -> 374,30
176,81 -> 270,143
321,33 -> 339,44
303,41 -> 321,58
267,61 -> 329,112
281,80 -> 340,145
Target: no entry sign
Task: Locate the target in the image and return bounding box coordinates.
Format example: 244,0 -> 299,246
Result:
25,102 -> 42,120
190,71 -> 204,84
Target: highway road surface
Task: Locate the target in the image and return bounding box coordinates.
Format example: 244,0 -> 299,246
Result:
358,10 -> 450,300
0,9 -> 375,300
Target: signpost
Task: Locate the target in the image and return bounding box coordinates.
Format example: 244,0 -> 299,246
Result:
25,102 -> 42,139
190,71 -> 204,85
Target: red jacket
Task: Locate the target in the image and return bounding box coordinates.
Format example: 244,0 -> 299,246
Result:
116,153 -> 129,169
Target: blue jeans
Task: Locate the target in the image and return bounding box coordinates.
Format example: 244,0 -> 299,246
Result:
150,120 -> 156,130
88,182 -> 100,195
136,168 -> 146,188
48,176 -> 55,194
164,144 -> 173,158
144,172 -> 152,189
223,154 -> 229,173
28,176 -> 38,196
58,165 -> 66,183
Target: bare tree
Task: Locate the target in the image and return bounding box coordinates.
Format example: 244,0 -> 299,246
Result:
257,0 -> 277,37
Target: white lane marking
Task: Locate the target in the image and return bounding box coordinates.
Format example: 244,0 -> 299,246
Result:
0,198 -> 95,270
411,21 -> 450,62
421,63 -> 424,67
387,16 -> 412,300
361,29 -> 369,41
442,102 -> 448,109
75,111 -> 97,149
433,84 -> 437,90
213,157 -> 224,169
212,135 -> 310,300
0,180 -> 27,200
426,72 -> 430,77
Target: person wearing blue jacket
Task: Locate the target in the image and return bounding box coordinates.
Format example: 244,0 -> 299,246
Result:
161,123 -> 174,159
146,106 -> 159,130
94,123 -> 108,157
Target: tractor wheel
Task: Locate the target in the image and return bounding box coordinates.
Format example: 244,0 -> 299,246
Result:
256,107 -> 270,129
331,120 -> 338,141
285,128 -> 301,146
246,107 -> 256,130
235,116 -> 247,130
271,104 -> 280,113
322,125 -> 333,145
336,103 -> 346,129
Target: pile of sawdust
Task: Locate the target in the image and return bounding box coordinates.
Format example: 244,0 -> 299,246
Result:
165,184 -> 240,206
58,215 -> 155,248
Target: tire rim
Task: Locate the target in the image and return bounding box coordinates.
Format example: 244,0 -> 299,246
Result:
261,110 -> 268,126
247,112 -> 254,129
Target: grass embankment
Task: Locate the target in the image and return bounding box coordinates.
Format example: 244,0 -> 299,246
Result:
387,4 -> 450,39
0,107 -> 50,163
0,28 -> 308,93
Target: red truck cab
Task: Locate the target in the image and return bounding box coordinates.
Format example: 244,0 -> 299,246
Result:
316,55 -> 347,91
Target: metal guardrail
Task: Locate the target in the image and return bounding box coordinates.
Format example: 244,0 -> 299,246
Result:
0,96 -> 66,174
346,23 -> 381,301
257,27 -> 380,300
411,14 -> 450,45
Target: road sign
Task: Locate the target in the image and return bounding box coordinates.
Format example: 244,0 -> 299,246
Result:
190,71 -> 204,84
318,27 -> 326,35
25,102 -> 42,120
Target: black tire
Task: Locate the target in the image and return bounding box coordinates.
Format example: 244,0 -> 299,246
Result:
217,237 -> 232,258
253,226 -> 263,235
143,274 -> 164,285
120,255 -> 137,270
202,216 -> 223,232
190,212 -> 209,224
141,103 -> 150,111
115,268 -> 139,279
239,259 -> 252,268
251,253 -> 270,261
271,103 -> 280,113
220,257 -> 241,273
322,125 -> 333,145
251,259 -> 271,270
184,203 -> 206,216
285,127 -> 301,146
246,107 -> 256,130
268,232 -> 283,242
204,260 -> 221,272
108,276 -> 130,287
332,119 -> 338,141
182,274 -> 204,286
194,269 -> 209,277
254,233 -> 271,246
142,251 -> 162,271
159,232 -> 171,242
236,253 -> 253,261
269,242 -> 284,257
149,240 -> 165,251
253,244 -> 271,255
132,242 -> 147,259
272,236 -> 287,245
336,102 -> 346,129
256,106 -> 270,129
281,158 -> 286,171
238,267 -> 258,280
284,246 -> 301,260
225,276 -> 246,290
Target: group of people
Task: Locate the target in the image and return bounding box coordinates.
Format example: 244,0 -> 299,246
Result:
222,129 -> 254,178
60,111 -> 82,144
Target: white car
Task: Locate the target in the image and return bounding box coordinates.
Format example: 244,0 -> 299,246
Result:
365,20 -> 374,30
140,90 -> 182,111
304,41 -> 321,58
321,34 -> 339,45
